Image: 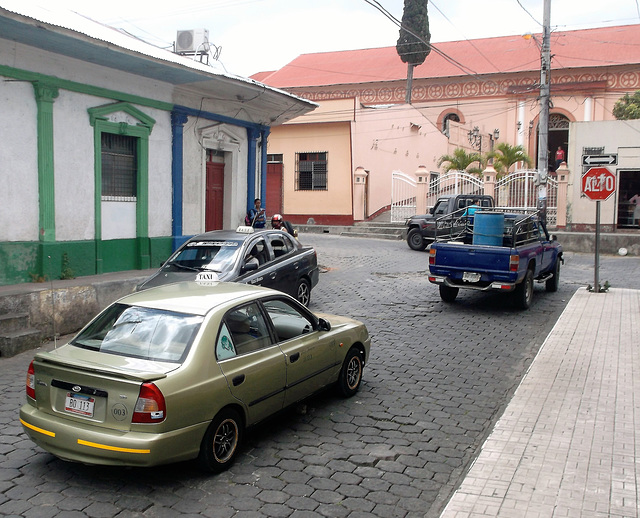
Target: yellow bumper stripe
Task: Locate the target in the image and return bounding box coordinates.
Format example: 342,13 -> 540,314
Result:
20,419 -> 55,437
77,439 -> 150,454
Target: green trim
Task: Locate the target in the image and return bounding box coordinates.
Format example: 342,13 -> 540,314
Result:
0,238 -> 173,286
89,102 -> 155,273
0,64 -> 173,112
33,82 -> 59,244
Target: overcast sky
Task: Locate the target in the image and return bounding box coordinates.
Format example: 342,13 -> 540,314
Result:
11,0 -> 640,77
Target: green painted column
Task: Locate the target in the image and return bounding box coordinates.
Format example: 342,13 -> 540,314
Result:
33,82 -> 59,243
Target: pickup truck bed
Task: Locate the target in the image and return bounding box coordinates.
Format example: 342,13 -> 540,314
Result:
428,210 -> 563,309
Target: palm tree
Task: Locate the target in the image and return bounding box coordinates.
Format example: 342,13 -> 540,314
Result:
490,143 -> 532,174
437,148 -> 483,174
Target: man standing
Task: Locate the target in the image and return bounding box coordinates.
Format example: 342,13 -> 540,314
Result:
247,198 -> 266,228
554,146 -> 565,170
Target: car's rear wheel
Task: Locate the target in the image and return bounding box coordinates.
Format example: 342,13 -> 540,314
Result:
338,347 -> 363,397
515,269 -> 534,309
439,285 -> 459,303
198,409 -> 242,472
546,258 -> 560,292
296,278 -> 311,306
407,228 -> 427,251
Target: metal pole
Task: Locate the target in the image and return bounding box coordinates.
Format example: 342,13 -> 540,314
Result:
537,0 -> 551,224
595,201 -> 600,293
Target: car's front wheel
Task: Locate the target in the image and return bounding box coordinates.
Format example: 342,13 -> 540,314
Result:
296,278 -> 311,306
198,409 -> 243,472
337,347 -> 363,397
407,228 -> 427,251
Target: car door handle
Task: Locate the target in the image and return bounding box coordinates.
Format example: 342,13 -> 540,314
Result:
232,374 -> 245,386
270,272 -> 276,279
290,352 -> 300,363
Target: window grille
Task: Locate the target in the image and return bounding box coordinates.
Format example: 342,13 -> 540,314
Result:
101,133 -> 137,199
295,152 -> 327,191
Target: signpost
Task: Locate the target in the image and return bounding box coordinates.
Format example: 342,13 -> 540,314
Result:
581,167 -> 616,292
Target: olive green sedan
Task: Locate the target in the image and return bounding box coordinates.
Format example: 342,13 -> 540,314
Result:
20,282 -> 370,472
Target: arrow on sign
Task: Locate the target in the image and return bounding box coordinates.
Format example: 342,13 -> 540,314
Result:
582,154 -> 617,165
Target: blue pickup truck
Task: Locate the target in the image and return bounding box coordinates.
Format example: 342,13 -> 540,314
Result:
427,210 -> 563,309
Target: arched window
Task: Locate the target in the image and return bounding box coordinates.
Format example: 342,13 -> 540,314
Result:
442,112 -> 461,134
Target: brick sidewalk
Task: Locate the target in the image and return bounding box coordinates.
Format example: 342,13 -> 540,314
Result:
440,288 -> 640,517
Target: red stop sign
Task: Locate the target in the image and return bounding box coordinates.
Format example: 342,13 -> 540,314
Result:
582,167 -> 616,201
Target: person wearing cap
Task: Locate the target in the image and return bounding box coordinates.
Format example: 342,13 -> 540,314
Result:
271,214 -> 296,236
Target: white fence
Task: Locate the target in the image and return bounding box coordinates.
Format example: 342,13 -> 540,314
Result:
390,169 -> 558,227
390,171 -> 416,223
494,170 -> 557,227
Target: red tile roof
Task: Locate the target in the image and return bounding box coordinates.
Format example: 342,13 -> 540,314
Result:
253,24 -> 640,88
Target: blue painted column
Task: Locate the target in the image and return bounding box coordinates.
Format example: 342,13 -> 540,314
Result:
171,111 -> 188,250
260,128 -> 271,204
246,127 -> 259,213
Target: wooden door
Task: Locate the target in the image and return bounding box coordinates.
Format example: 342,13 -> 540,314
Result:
205,161 -> 224,231
266,162 -> 283,217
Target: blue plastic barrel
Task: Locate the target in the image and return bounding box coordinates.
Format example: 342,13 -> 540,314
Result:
472,212 -> 505,246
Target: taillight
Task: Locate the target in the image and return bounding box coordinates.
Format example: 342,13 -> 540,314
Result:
429,248 -> 436,265
26,361 -> 36,400
132,383 -> 166,423
509,254 -> 520,272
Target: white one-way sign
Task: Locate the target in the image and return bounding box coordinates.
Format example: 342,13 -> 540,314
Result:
581,154 -> 618,166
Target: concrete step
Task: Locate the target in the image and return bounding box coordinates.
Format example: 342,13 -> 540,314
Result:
0,328 -> 43,358
339,231 -> 402,240
0,312 -> 30,334
342,225 -> 404,236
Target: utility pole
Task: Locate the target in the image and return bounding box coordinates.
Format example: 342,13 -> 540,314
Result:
537,0 -> 551,224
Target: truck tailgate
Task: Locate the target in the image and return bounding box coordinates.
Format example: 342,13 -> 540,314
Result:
429,243 -> 516,282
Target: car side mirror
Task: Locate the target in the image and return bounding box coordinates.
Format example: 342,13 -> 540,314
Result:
550,234 -> 557,241
318,318 -> 331,332
242,257 -> 259,273
429,207 -> 435,215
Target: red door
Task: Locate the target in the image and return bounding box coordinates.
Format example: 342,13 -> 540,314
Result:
205,161 -> 224,231
266,162 -> 283,217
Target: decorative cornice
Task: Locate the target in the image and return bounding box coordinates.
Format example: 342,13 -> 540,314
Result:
288,71 -> 639,104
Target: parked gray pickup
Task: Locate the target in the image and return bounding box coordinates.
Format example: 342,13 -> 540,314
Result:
405,194 -> 494,250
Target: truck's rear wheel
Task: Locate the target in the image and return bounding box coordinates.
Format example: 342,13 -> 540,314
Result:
514,269 -> 534,309
407,228 -> 427,251
439,285 -> 459,303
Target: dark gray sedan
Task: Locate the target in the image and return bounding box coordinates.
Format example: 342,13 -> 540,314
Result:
137,227 -> 319,306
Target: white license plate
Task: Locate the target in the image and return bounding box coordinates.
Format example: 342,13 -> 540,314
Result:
462,272 -> 481,283
65,393 -> 95,417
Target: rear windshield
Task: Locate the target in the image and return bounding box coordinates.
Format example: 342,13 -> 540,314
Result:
71,304 -> 203,363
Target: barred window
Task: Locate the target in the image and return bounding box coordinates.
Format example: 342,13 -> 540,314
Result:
101,133 -> 138,199
296,152 -> 327,191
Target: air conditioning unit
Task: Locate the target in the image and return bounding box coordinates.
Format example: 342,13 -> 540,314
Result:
175,29 -> 210,53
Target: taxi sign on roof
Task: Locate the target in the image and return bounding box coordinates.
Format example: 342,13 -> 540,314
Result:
236,226 -> 255,234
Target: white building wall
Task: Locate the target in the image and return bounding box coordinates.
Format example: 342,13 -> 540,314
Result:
53,90 -> 97,241
568,120 -> 640,226
0,79 -> 39,242
146,109 -> 173,238
1,40 -> 176,242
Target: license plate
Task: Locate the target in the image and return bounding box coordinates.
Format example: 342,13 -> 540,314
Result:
462,272 -> 481,283
65,393 -> 95,417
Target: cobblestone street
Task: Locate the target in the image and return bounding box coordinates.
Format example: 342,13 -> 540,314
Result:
2,234 -> 639,518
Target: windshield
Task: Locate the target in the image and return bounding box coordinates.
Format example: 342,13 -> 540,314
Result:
71,304 -> 203,362
168,240 -> 242,274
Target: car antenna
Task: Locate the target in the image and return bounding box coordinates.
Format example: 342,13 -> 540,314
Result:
48,256 -> 58,348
